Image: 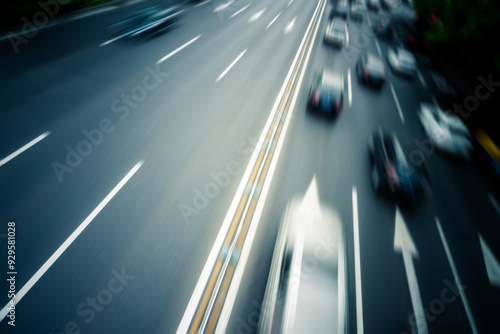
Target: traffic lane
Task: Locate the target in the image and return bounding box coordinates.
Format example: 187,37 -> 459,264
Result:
0,0 -> 303,156
344,27 -> 476,332
0,0 -> 217,155
382,35 -> 500,331
0,0 -> 321,330
427,154 -> 500,332
0,0 -> 182,62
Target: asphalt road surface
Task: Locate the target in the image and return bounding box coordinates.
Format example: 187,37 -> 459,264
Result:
1,0 -> 499,333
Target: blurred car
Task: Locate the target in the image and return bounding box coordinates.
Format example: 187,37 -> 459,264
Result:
418,103 -> 474,160
329,3 -> 348,21
308,70 -> 344,116
257,192 -> 347,334
350,2 -> 365,21
356,53 -> 386,87
367,0 -> 379,12
324,19 -> 347,47
373,18 -> 393,38
369,129 -> 430,203
387,47 -> 417,76
109,5 -> 181,39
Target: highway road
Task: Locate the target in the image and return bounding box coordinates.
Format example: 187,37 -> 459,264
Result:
1,0 -> 499,333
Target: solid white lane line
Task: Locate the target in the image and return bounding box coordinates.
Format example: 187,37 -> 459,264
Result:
284,16 -> 297,34
230,4 -> 250,19
249,8 -> 266,22
436,218 -> 478,334
100,32 -> 128,47
417,71 -> 427,88
489,193 -> 500,218
266,12 -> 281,30
352,187 -> 364,334
156,35 -> 202,64
0,161 -> 144,322
390,83 -> 405,124
348,68 -> 352,107
0,131 -> 50,167
194,0 -> 211,7
215,48 -> 248,83
375,39 -> 382,57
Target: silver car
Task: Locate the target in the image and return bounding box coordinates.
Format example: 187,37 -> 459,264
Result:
324,19 -> 347,47
418,103 -> 474,160
387,47 -> 417,76
258,187 -> 348,334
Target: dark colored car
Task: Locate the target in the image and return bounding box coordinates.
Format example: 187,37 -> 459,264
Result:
356,53 -> 386,87
367,0 -> 379,12
308,70 -> 344,116
329,4 -> 348,21
109,5 -> 181,39
373,18 -> 393,39
405,32 -> 430,52
369,129 -> 430,203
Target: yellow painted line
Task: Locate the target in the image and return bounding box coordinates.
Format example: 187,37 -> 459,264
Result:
189,259 -> 223,334
223,193 -> 248,246
236,198 -> 258,249
185,0 -> 324,331
205,264 -> 235,333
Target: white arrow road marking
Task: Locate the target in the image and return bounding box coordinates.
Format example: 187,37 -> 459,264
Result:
352,187 -> 364,334
282,178 -> 320,332
284,16 -> 297,34
394,207 -> 428,334
479,234 -> 500,288
436,218 -> 478,334
249,8 -> 266,22
0,131 -> 50,167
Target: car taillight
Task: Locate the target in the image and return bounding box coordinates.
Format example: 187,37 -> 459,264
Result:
364,67 -> 369,79
336,100 -> 342,113
387,162 -> 399,187
312,91 -> 320,104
